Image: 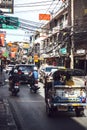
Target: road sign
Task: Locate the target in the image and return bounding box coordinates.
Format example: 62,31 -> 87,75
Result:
59,48 -> 67,54
34,54 -> 38,62
0,15 -> 19,29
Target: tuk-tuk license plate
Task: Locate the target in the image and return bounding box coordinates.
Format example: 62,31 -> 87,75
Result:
57,106 -> 68,111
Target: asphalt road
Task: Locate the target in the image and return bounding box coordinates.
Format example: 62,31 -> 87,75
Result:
0,81 -> 87,130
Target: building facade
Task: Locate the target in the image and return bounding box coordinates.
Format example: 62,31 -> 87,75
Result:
34,0 -> 87,72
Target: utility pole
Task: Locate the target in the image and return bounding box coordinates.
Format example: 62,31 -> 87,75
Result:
70,0 -> 74,69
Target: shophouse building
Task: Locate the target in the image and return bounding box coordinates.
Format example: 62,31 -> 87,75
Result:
34,0 -> 87,73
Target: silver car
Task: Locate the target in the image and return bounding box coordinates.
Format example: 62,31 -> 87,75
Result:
39,65 -> 58,84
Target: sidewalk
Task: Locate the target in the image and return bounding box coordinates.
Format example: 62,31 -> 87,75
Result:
0,98 -> 18,130
0,70 -> 6,86
0,71 -> 18,130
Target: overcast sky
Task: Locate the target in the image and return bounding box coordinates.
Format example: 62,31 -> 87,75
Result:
1,0 -> 63,42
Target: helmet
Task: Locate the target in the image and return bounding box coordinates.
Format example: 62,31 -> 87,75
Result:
14,69 -> 18,73
34,67 -> 38,71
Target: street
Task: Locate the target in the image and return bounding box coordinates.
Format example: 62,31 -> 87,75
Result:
0,1 -> 87,130
0,77 -> 87,130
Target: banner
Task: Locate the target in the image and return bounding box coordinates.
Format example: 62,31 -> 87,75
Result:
0,33 -> 5,46
34,54 -> 38,62
39,14 -> 51,20
10,52 -> 16,58
11,47 -> 18,52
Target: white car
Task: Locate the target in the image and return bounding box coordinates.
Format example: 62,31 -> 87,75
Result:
5,64 -> 15,73
39,65 -> 58,83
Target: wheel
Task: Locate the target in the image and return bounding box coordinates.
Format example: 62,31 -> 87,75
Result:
12,92 -> 17,96
34,89 -> 37,93
75,108 -> 84,117
30,86 -> 33,93
30,86 -> 37,93
46,104 -> 53,117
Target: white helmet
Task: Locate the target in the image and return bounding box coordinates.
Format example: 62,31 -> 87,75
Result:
34,67 -> 38,71
14,69 -> 18,73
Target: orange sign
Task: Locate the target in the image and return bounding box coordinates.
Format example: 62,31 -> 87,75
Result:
0,33 -> 5,46
39,14 -> 51,20
34,54 -> 38,62
8,42 -> 12,47
11,47 -> 18,52
10,52 -> 16,58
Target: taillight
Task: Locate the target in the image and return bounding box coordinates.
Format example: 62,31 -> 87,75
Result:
82,97 -> 86,103
15,82 -> 20,86
84,80 -> 87,86
18,72 -> 21,74
35,80 -> 38,84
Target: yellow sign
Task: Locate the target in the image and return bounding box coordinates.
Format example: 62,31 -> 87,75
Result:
84,9 -> 87,14
23,43 -> 29,49
34,54 -> 38,62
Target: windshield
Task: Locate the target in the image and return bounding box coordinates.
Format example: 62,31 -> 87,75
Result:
45,67 -> 57,72
17,66 -> 34,73
53,69 -> 86,79
67,69 -> 86,76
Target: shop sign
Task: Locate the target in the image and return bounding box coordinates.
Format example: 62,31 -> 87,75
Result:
29,56 -> 33,62
23,43 -> 29,49
59,48 -> 67,54
76,49 -> 85,54
34,54 -> 38,62
0,33 -> 5,46
39,14 -> 51,20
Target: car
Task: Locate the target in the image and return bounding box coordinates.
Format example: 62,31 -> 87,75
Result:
13,64 -> 36,84
39,65 -> 59,84
48,66 -> 66,77
5,64 -> 15,73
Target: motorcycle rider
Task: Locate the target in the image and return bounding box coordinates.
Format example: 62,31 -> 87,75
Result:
30,66 -> 40,90
9,69 -> 20,91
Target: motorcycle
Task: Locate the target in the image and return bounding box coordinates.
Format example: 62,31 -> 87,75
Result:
9,81 -> 20,96
30,79 -> 40,93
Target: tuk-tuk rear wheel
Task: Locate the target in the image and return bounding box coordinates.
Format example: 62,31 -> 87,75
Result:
75,107 -> 84,117
46,104 -> 53,117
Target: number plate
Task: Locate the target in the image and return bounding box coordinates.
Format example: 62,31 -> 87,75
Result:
57,106 -> 68,111
14,86 -> 19,89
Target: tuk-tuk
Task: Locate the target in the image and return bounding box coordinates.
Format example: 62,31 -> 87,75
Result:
44,69 -> 87,117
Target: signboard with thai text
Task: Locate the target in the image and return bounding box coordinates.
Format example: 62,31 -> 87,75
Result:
39,14 -> 51,20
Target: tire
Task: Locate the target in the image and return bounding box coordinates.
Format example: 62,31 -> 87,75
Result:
75,108 -> 84,117
12,92 -> 17,96
30,86 -> 37,93
34,89 -> 37,93
46,104 -> 53,117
